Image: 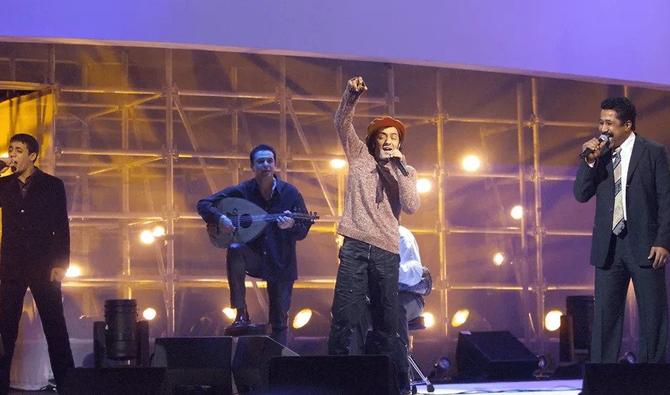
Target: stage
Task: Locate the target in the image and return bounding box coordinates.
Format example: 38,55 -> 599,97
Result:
413,379 -> 581,395
8,379 -> 583,394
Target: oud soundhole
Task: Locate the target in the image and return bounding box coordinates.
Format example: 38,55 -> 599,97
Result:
238,213 -> 253,228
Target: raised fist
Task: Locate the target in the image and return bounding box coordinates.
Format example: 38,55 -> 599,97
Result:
347,76 -> 367,94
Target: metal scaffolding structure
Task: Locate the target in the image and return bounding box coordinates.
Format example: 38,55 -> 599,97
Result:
1,42 -> 658,354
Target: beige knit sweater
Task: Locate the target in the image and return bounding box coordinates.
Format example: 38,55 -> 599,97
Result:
334,87 -> 420,254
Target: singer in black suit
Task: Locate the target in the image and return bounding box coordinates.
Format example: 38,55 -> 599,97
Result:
574,97 -> 670,363
0,134 -> 74,394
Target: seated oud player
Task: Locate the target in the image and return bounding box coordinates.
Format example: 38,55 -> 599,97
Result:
196,144 -> 313,346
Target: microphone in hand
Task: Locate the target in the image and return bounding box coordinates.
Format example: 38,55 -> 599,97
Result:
391,157 -> 409,176
579,133 -> 611,159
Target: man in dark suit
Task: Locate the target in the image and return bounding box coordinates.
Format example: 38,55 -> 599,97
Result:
574,97 -> 670,363
0,134 -> 74,394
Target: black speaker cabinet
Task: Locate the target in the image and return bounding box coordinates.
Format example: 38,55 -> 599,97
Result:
269,355 -> 398,395
582,363 -> 670,395
456,331 -> 539,380
151,336 -> 232,394
232,335 -> 298,393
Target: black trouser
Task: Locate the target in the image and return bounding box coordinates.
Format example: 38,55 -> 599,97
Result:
227,245 -> 293,345
328,237 -> 408,391
591,232 -> 668,363
0,277 -> 74,394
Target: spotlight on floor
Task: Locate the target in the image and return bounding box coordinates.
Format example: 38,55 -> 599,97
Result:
619,351 -> 636,364
422,312 -> 436,328
142,307 -> 157,321
544,310 -> 563,331
292,308 -> 313,329
428,356 -> 452,383
222,307 -> 236,320
66,263 -> 83,278
451,309 -> 470,327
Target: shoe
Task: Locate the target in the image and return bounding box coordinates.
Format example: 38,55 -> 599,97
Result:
230,308 -> 251,327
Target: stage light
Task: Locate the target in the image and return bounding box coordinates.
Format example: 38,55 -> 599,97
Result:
142,307 -> 157,321
66,263 -> 82,278
416,178 -> 432,194
292,308 -> 313,329
493,252 -> 505,266
422,312 -> 435,328
462,155 -> 481,172
152,225 -> 166,238
330,158 -> 347,169
544,310 -> 563,331
222,307 -> 236,320
619,351 -> 636,364
429,356 -> 452,381
510,205 -> 524,220
451,309 -> 470,327
139,229 -> 156,245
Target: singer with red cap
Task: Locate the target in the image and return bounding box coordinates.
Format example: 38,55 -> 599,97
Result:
327,76 -> 420,394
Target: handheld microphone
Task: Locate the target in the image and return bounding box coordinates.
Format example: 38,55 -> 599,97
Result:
392,157 -> 409,176
579,133 -> 611,159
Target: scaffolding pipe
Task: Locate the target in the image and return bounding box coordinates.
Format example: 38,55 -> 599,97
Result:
530,78 -> 546,351
164,49 -> 176,336
436,70 -> 449,336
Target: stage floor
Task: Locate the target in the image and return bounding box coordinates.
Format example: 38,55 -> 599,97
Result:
8,379 -> 583,395
414,379 -> 582,395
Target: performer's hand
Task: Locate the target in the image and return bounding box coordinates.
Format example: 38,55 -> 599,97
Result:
379,147 -> 404,161
0,157 -> 11,171
648,246 -> 669,269
347,76 -> 367,94
51,267 -> 66,282
219,214 -> 235,234
581,137 -> 607,164
277,210 -> 295,229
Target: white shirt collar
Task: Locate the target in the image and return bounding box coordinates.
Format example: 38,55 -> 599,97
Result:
617,132 -> 636,155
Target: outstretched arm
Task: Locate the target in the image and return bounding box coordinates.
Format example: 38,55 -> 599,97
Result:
334,76 -> 368,162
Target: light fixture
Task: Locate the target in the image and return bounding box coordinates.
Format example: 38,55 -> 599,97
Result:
510,205 -> 524,220
222,307 -> 236,320
422,312 -> 435,328
493,252 -> 505,266
461,155 -> 481,172
451,309 -> 470,327
416,178 -> 432,194
142,307 -> 157,321
330,158 -> 347,169
139,230 -> 156,245
292,308 -> 313,329
65,264 -> 82,278
152,225 -> 166,238
544,309 -> 563,331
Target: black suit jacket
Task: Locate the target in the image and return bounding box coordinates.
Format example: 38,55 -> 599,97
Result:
574,135 -> 670,268
0,168 -> 70,281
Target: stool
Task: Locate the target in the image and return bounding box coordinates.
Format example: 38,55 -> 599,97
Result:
407,316 -> 434,393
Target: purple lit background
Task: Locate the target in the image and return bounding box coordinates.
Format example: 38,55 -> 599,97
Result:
3,0 -> 670,88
